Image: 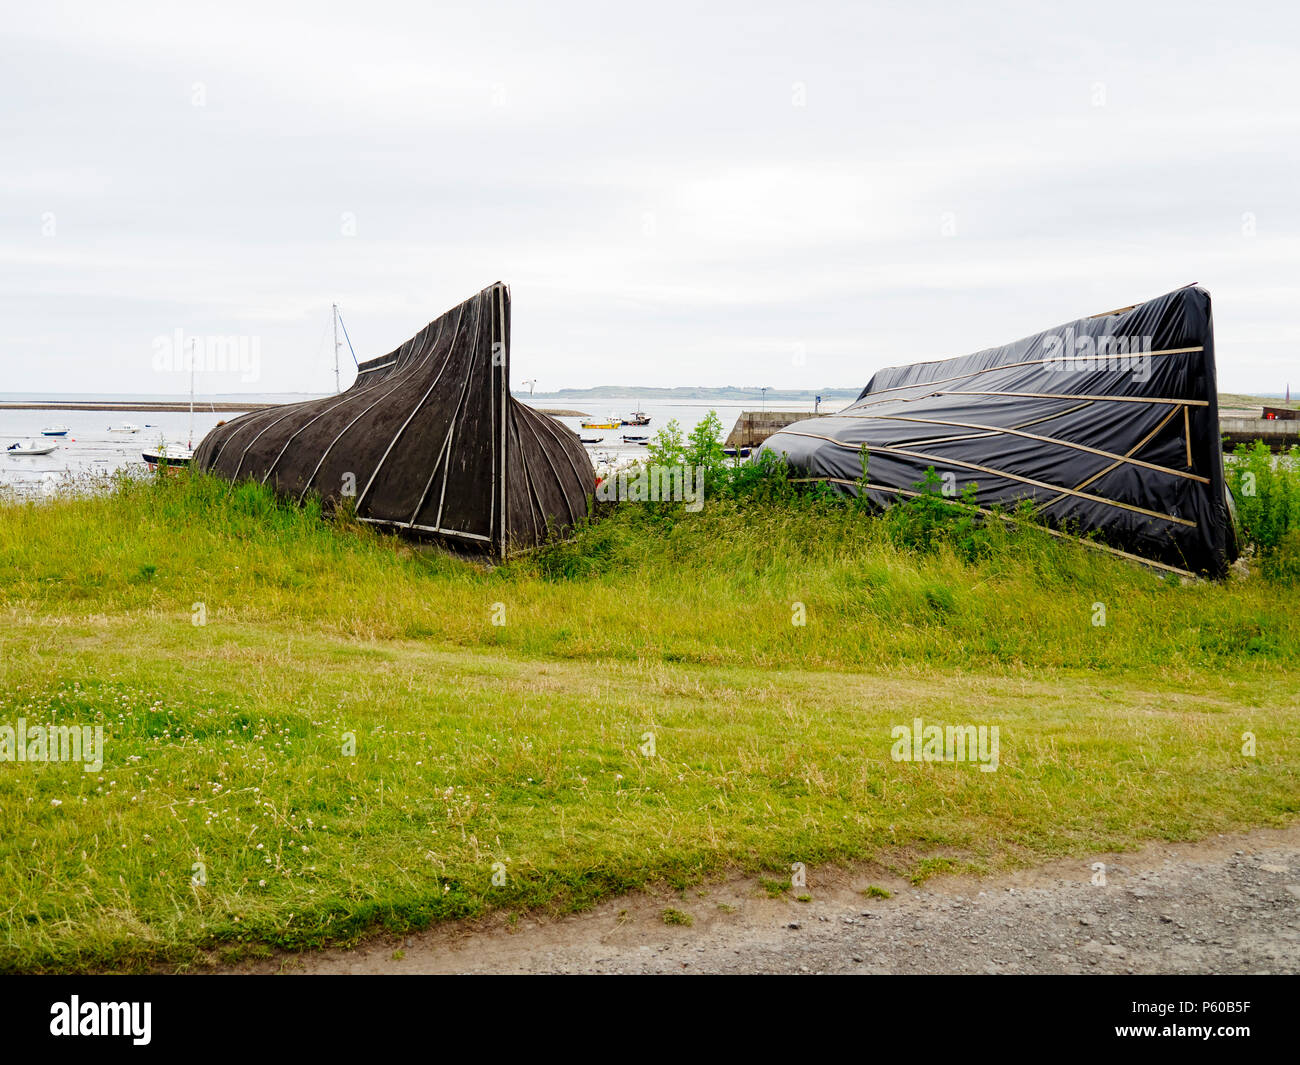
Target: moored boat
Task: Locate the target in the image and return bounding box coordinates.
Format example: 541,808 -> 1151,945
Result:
6,440 -> 57,456
142,442 -> 194,470
41,425 -> 70,437
109,423 -> 141,433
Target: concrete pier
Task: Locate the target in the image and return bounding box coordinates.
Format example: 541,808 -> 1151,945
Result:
1220,416 -> 1300,450
724,410 -> 826,448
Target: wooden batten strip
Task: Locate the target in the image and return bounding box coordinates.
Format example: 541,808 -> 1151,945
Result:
773,429 -> 1197,528
935,390 -> 1208,407
511,412 -> 548,543
516,405 -> 580,528
495,283 -> 508,555
230,405 -> 313,481
354,301 -> 469,512
358,517 -> 491,543
261,376 -> 399,485
867,413 -> 1209,484
297,314 -> 453,504
408,369 -> 466,530
205,403 -> 291,472
898,401 -> 1096,449
527,407 -> 593,499
851,346 -> 1204,405
428,324 -> 485,531
1038,406 -> 1184,510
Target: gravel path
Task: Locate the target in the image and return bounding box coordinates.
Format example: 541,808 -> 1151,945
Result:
234,824 -> 1300,975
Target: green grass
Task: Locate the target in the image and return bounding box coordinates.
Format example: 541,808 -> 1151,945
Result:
0,471 -> 1297,972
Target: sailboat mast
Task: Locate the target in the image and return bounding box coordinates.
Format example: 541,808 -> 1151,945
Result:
188,338 -> 196,449
332,303 -> 341,394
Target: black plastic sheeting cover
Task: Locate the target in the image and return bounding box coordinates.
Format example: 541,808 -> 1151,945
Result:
755,286 -> 1237,576
193,283 -> 593,557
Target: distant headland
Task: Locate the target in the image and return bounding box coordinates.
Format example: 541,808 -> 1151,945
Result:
516,385 -> 863,402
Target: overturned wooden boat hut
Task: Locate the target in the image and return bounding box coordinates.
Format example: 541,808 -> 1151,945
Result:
755,286 -> 1238,577
194,283 -> 593,556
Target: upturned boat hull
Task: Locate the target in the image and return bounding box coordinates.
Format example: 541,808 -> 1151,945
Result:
194,283 -> 593,557
755,286 -> 1237,577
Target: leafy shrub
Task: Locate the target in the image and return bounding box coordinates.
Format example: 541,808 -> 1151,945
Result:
880,467 -> 995,563
1225,442 -> 1300,551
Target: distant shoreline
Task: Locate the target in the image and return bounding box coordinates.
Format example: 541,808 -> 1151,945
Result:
520,386 -> 863,402
1,389 -> 1288,411
0,400 -> 272,413
0,399 -> 590,418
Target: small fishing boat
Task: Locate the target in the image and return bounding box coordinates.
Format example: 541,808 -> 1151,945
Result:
621,434 -> 649,444
623,409 -> 651,426
594,451 -> 640,487
6,440 -> 57,456
143,343 -> 199,471
580,436 -> 605,444
142,442 -> 194,470
41,425 -> 70,437
581,417 -> 621,430
109,423 -> 141,433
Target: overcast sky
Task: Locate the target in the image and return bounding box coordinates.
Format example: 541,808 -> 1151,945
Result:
3,0 -> 1297,396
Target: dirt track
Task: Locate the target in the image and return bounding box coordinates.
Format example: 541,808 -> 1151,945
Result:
228,823 -> 1300,975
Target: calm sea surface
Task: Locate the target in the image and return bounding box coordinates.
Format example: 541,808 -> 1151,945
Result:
0,395 -> 833,494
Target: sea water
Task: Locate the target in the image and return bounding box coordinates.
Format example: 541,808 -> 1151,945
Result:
0,394 -> 821,495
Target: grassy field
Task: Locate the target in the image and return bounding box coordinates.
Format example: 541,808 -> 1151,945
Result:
1,470 -> 1297,972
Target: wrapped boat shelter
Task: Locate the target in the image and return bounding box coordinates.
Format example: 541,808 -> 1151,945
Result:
755,286 -> 1238,576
